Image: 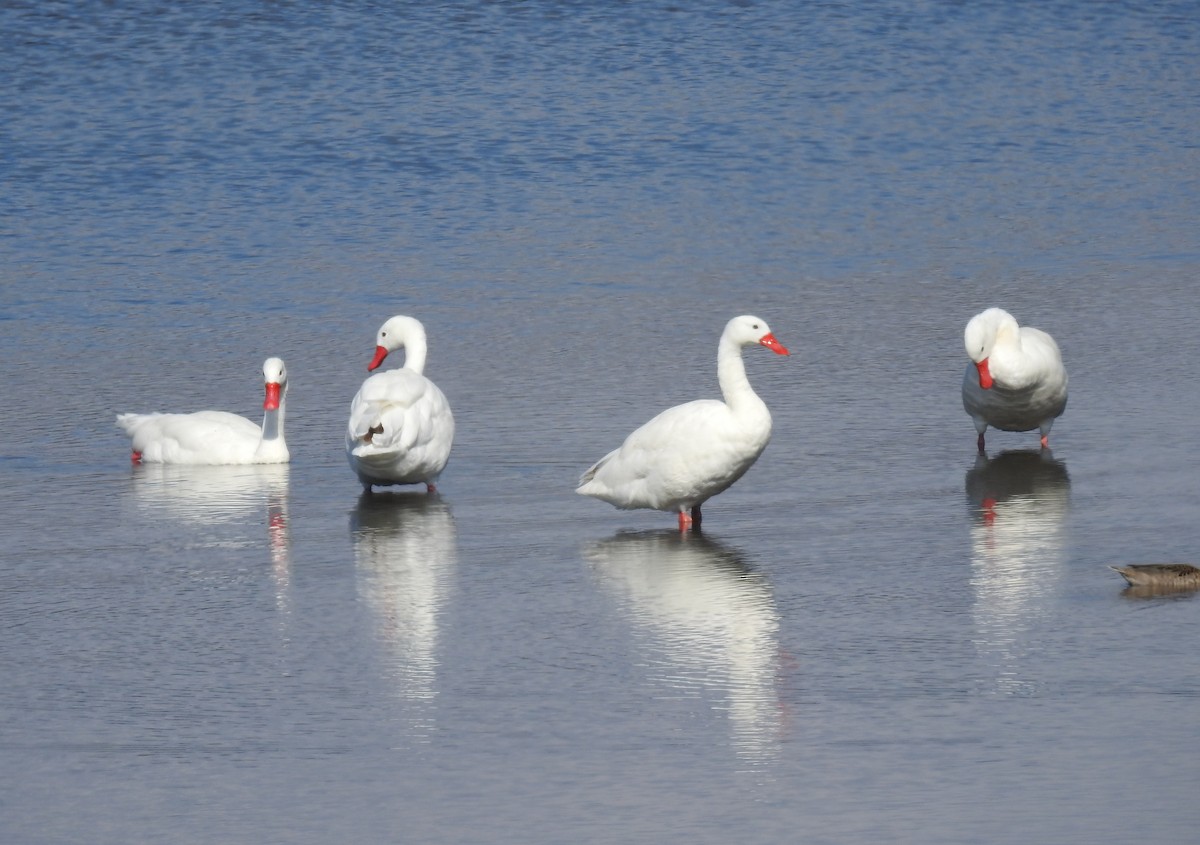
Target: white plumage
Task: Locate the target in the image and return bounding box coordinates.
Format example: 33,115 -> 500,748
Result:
346,315 -> 455,492
962,307 -> 1068,451
577,315 -> 789,531
116,357 -> 290,465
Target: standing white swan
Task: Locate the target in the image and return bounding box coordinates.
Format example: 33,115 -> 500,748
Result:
346,315 -> 455,493
577,315 -> 789,531
962,308 -> 1068,451
116,357 -> 290,465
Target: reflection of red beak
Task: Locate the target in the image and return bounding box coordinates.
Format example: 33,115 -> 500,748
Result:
367,345 -> 389,372
264,382 -> 282,411
975,359 -> 993,389
759,333 -> 790,356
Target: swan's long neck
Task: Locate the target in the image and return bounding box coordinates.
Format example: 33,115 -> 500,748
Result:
402,338 -> 428,374
717,338 -> 764,414
261,400 -> 285,442
256,390 -> 288,460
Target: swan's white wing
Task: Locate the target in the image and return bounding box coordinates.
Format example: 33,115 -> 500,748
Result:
116,411 -> 262,464
348,371 -> 440,446
1020,327 -> 1067,386
346,370 -> 455,485
579,400 -> 768,511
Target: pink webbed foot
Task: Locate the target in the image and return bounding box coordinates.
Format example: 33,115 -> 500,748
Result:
677,506 -> 702,532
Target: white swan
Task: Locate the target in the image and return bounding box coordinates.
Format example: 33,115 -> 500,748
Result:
116,358 -> 290,465
346,315 -> 455,493
962,308 -> 1067,451
577,315 -> 789,530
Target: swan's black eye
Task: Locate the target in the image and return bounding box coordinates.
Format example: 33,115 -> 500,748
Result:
752,323 -> 760,329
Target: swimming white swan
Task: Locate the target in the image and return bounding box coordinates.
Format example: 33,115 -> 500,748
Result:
116,357 -> 290,465
346,315 -> 455,493
577,315 -> 789,530
962,308 -> 1067,451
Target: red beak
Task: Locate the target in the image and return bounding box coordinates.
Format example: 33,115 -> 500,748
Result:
263,382 -> 282,411
367,345 -> 389,372
759,332 -> 790,356
975,359 -> 993,389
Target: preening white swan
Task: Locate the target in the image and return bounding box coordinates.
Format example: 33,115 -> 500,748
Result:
116,357 -> 290,465
962,308 -> 1068,451
577,315 -> 789,531
346,315 -> 455,493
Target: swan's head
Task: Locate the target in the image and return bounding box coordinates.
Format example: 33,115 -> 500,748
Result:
368,315 -> 428,372
727,315 -> 789,355
262,357 -> 287,410
963,308 -> 1017,389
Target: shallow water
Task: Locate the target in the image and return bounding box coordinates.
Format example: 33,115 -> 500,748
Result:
3,2 -> 1199,843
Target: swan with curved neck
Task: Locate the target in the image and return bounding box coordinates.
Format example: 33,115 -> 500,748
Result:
962,307 -> 1067,451
116,357 -> 290,465
346,315 -> 455,493
577,315 -> 789,531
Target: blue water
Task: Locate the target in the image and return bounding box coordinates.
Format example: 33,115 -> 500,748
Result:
2,2 -> 1199,843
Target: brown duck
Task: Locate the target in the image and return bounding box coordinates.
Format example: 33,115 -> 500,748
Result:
1110,564 -> 1200,591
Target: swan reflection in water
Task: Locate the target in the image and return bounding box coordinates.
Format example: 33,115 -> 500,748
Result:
965,450 -> 1070,695
585,530 -> 783,763
126,463 -> 293,610
351,492 -> 457,735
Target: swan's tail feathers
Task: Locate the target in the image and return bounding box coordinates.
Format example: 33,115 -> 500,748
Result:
349,402 -> 422,454
577,450 -> 615,491
350,445 -> 398,466
116,412 -> 159,436
349,402 -> 387,441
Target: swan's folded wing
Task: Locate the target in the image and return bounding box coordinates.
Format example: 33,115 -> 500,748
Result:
347,371 -> 454,460
116,412 -> 160,437
578,400 -> 729,496
1023,328 -> 1068,386
119,411 -> 258,448
349,371 -> 427,439
116,410 -> 262,464
618,400 -> 729,465
364,402 -> 425,453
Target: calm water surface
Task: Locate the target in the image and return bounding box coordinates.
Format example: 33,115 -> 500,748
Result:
3,2 -> 1199,843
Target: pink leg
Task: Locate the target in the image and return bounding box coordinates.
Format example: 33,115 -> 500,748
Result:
976,433 -> 986,453
425,482 -> 438,495
1040,433 -> 1049,449
131,450 -> 142,465
677,511 -> 693,531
